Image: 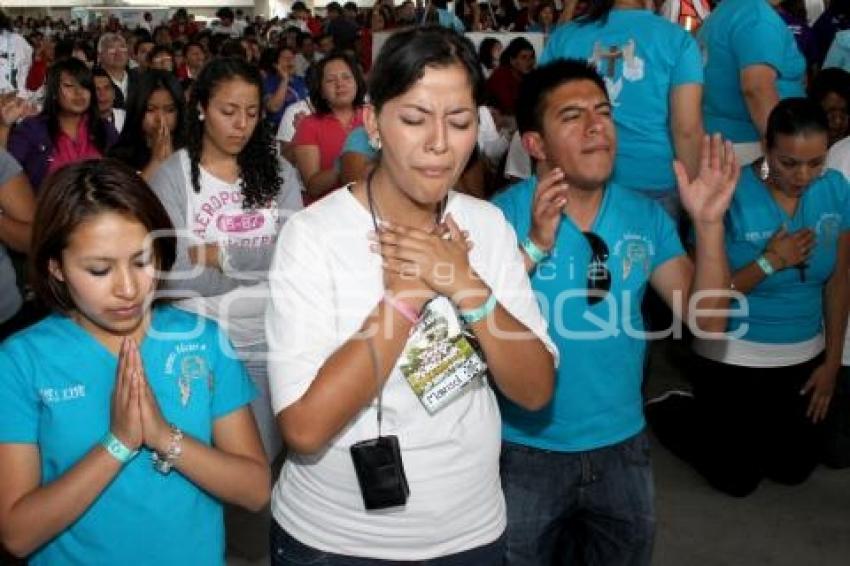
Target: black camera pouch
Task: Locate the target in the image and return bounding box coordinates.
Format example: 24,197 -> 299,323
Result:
350,434 -> 410,510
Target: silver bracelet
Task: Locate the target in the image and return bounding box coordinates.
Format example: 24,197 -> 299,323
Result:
151,424 -> 184,475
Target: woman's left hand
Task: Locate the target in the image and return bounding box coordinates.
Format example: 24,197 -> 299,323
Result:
801,363 -> 838,423
128,340 -> 172,453
676,133 -> 739,226
371,213 -> 478,300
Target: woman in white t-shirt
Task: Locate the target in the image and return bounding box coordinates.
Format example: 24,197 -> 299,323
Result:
266,27 -> 556,564
150,58 -> 304,461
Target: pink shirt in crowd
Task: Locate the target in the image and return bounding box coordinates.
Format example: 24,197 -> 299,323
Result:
47,116 -> 102,177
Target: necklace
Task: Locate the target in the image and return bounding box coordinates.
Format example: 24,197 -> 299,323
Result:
365,168 -> 446,234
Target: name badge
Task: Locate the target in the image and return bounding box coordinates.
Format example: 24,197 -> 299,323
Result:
398,296 -> 487,413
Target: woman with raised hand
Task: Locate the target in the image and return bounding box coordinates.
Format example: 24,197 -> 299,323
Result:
266,26 -> 556,564
149,57 -> 303,462
0,159 -> 269,564
8,58 -> 118,191
262,45 -> 308,130
650,98 -> 850,497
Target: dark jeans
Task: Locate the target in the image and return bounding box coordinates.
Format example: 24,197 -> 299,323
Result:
501,431 -> 655,566
269,521 -> 505,565
651,353 -> 822,497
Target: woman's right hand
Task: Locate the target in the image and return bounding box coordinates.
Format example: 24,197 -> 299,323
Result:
370,227 -> 436,311
765,227 -> 815,269
110,338 -> 143,451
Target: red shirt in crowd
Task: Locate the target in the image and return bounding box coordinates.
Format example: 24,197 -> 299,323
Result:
26,58 -> 48,91
293,108 -> 365,171
485,65 -> 523,116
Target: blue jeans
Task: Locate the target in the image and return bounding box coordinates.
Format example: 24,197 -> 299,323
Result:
501,431 -> 655,566
270,521 -> 506,565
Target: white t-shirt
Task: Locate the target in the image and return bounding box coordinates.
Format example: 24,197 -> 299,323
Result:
213,23 -> 241,38
266,187 -> 557,559
692,334 -> 825,368
111,108 -> 126,133
504,130 -> 532,180
826,137 -> 850,366
276,99 -> 313,144
176,151 -> 301,347
294,52 -> 319,78
477,106 -> 509,165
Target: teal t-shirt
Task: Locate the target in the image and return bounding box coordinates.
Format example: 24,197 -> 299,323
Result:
436,8 -> 465,32
0,305 -> 256,565
493,179 -> 684,451
342,126 -> 376,158
724,167 -> 850,343
541,10 -> 703,192
699,0 -> 806,143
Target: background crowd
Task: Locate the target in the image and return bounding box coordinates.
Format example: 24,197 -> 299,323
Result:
1,0 -> 850,564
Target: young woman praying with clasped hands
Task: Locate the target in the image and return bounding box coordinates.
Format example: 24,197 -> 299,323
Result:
0,160 -> 269,565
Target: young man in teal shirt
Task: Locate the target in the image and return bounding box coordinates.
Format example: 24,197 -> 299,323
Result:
492,59 -> 739,565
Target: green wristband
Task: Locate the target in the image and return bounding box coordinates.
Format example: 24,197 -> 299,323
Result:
460,293 -> 497,325
521,237 -> 549,264
756,255 -> 775,276
101,432 -> 138,464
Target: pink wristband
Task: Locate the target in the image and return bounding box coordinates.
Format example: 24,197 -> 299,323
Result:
384,294 -> 421,325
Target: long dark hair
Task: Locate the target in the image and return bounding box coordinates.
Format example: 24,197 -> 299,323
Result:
186,57 -> 281,209
110,70 -> 187,170
478,37 -> 501,70
499,36 -> 534,68
42,58 -> 108,152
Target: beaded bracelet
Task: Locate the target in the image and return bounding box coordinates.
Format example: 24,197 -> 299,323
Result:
152,425 -> 184,475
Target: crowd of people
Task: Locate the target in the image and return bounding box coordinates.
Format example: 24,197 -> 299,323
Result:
0,0 -> 849,565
